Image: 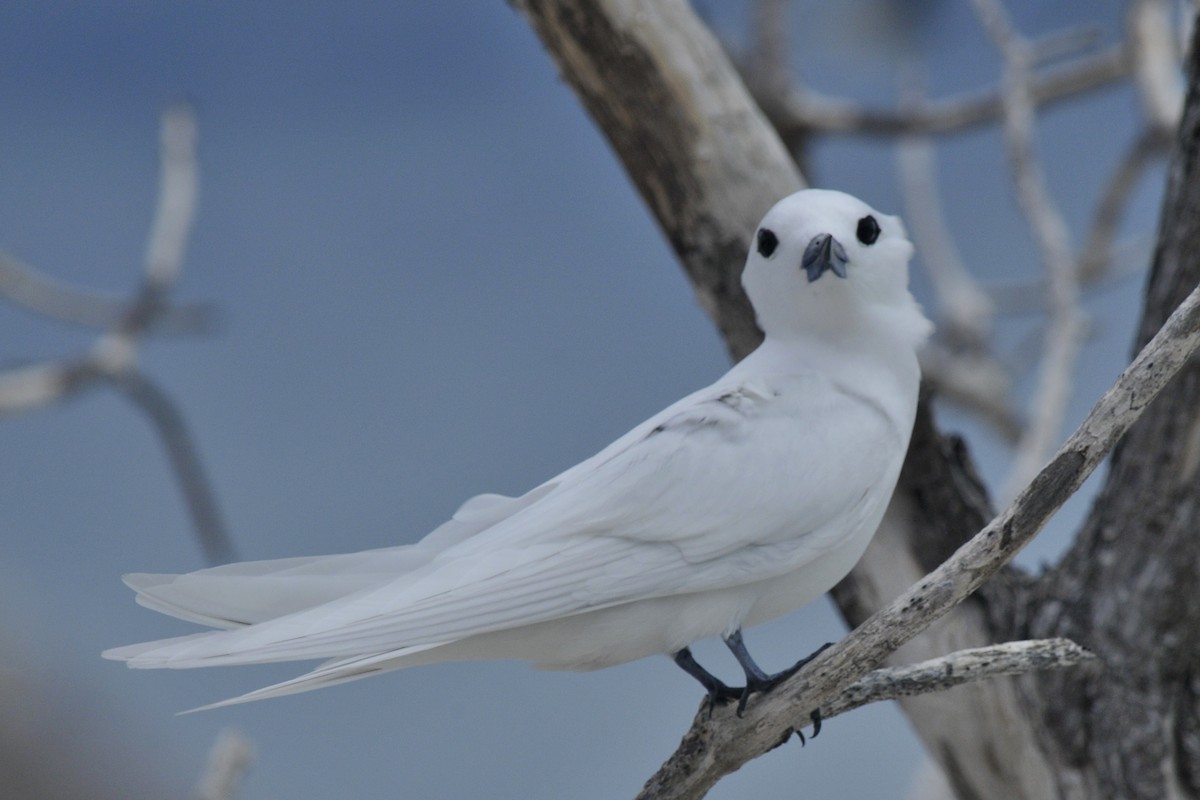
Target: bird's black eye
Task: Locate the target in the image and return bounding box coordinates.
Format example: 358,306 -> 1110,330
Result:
756,228 -> 779,258
856,215 -> 881,246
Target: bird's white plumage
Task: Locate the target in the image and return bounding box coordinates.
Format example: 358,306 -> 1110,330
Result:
104,189 -> 932,709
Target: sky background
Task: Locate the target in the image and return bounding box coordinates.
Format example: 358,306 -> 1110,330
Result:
0,1 -> 1167,798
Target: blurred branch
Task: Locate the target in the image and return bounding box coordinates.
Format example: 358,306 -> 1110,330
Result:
898,133 -> 995,350
114,369 -> 234,565
761,43 -> 1128,141
0,252 -> 215,334
0,103 -> 234,565
821,638 -> 1094,721
972,0 -> 1089,502
144,104 -> 199,289
640,277 -> 1200,799
1078,126 -> 1172,283
193,729 -> 255,800
895,103 -> 1023,442
1129,0 -> 1185,134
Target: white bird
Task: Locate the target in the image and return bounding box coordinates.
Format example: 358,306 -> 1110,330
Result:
105,189 -> 932,713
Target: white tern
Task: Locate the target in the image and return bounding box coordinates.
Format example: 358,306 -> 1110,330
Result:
105,189 -> 932,713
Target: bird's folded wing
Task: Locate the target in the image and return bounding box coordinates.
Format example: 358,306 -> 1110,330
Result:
108,374 -> 897,668
118,483 -> 561,630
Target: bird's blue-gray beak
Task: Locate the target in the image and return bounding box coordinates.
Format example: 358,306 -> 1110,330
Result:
801,233 -> 849,283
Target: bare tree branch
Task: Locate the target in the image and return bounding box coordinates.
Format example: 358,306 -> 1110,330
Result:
821,638 -> 1094,722
144,103 -> 199,290
764,43 -> 1128,140
114,370 -> 234,565
970,0 -> 1090,502
511,0 -> 803,361
193,728 -> 254,800
1078,126 -> 1171,283
0,252 -> 215,334
898,134 -> 995,350
513,2 -> 1199,796
1129,0 -> 1186,134
638,277 -> 1200,799
895,117 -> 1023,442
0,104 -> 233,564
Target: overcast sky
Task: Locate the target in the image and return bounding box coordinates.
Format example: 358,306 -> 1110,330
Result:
0,2 -> 1158,798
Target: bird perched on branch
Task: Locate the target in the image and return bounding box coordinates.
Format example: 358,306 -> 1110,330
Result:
106,189 -> 931,716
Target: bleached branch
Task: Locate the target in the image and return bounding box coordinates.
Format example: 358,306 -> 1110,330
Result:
972,0 -> 1089,503
821,638 -> 1094,722
0,252 -> 214,334
0,104 -> 233,564
1129,0 -> 1186,134
637,271 -> 1200,800
115,370 -> 234,565
144,102 -> 199,290
1078,127 -> 1170,283
898,130 -> 995,349
193,728 -> 255,800
764,43 -> 1128,140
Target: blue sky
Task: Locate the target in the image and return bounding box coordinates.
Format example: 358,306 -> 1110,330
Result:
0,2 -> 1157,798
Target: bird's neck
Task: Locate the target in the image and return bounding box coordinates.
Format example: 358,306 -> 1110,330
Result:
731,314 -> 925,428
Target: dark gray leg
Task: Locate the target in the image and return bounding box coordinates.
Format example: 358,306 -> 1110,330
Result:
672,647 -> 738,710
722,630 -> 833,720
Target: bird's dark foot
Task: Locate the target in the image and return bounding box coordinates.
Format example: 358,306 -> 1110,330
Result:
792,641 -> 834,674
702,682 -> 742,718
735,670 -> 790,716
726,636 -> 835,717
673,648 -> 740,717
782,709 -> 822,748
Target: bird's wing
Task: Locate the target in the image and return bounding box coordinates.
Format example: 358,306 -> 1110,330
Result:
108,372 -> 901,668
122,484 -> 559,629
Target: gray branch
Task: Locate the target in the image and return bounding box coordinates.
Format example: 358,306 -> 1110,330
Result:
765,43 -> 1128,140
822,638 -> 1094,722
638,278 -> 1200,799
0,251 -> 215,334
0,104 -> 232,564
113,370 -> 234,565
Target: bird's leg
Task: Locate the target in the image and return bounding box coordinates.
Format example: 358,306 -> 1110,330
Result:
672,648 -> 739,714
723,630 -> 833,721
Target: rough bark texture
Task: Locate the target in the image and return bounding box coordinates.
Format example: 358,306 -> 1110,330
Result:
511,0 -> 802,361
513,1 -> 1200,797
1011,25 -> 1200,799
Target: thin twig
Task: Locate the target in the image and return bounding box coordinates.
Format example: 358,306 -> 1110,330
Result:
193,728 -> 255,800
0,252 -> 215,334
143,102 -> 199,290
821,638 -> 1094,722
894,95 -> 1023,441
897,124 -> 996,350
1128,0 -> 1185,134
1078,127 -> 1171,283
0,104 -> 232,564
918,343 -> 1023,443
637,273 -> 1200,800
972,0 -> 1089,503
114,370 -> 235,565
766,43 -> 1128,139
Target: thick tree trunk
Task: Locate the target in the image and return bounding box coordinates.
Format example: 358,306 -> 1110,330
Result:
1010,25 -> 1200,799
512,1 -> 1200,797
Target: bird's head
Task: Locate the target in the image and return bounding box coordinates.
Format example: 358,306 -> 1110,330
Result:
741,189 -> 931,347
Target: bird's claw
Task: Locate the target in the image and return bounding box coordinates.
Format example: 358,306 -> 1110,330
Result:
702,684 -> 741,718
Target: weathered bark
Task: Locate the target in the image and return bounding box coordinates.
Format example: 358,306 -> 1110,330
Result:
1009,24 -> 1200,799
511,0 -> 802,360
512,1 -> 1200,797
